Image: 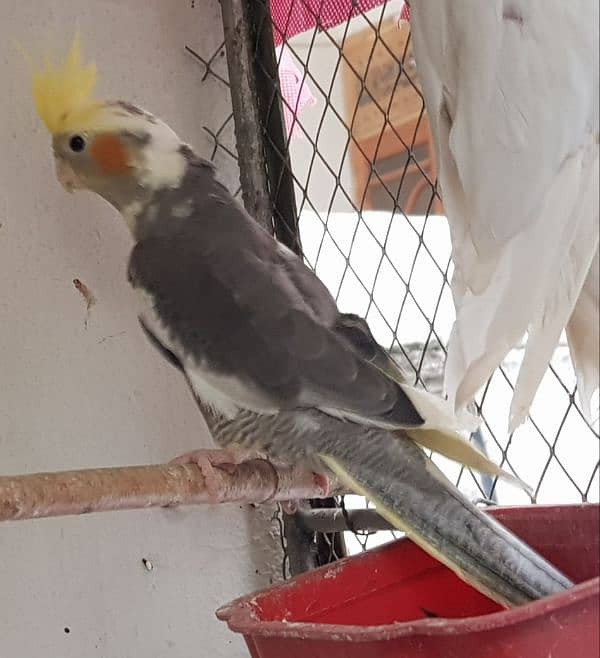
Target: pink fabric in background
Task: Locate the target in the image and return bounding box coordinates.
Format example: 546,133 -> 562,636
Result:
399,1 -> 410,23
272,1 -> 408,138
271,0 -> 387,45
277,46 -> 316,139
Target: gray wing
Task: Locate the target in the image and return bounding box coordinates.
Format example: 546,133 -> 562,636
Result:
128,223 -> 422,429
334,313 -> 409,384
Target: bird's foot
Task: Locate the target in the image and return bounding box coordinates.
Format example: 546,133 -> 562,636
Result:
170,450 -> 331,506
170,448 -> 259,502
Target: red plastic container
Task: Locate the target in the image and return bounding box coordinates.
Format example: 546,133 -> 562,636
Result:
217,504 -> 599,658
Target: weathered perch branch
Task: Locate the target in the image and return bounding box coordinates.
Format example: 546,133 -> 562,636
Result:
0,460 -> 331,523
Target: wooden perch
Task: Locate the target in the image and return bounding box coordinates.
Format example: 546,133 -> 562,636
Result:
0,460 -> 330,523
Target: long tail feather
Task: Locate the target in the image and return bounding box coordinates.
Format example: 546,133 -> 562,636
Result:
354,336 -> 521,487
315,428 -> 571,607
224,409 -> 572,606
334,311 -> 524,487
402,428 -> 532,495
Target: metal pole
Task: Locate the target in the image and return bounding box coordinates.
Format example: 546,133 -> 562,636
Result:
220,0 -> 273,232
250,2 -> 302,253
297,507 -> 394,534
0,461 -> 331,523
220,0 -> 330,575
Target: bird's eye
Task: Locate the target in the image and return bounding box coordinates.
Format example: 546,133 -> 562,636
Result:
69,135 -> 86,153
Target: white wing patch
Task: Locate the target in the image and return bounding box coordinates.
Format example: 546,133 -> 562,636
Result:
134,288 -> 278,419
400,384 -> 480,434
184,368 -> 241,419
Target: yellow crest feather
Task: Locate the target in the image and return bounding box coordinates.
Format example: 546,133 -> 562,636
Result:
32,35 -> 101,135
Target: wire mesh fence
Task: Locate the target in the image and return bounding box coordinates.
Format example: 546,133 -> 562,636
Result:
194,0 -> 599,578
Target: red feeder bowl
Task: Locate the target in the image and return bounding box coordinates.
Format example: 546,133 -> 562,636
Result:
218,504 -> 599,658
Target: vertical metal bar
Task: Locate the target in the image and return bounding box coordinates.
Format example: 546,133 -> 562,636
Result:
220,0 -> 300,253
221,0 -> 333,576
220,0 -> 273,233
283,503 -> 319,575
251,4 -> 302,254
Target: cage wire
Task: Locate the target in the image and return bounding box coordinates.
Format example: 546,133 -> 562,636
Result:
192,0 -> 600,579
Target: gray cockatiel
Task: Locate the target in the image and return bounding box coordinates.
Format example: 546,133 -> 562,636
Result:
32,37 -> 573,606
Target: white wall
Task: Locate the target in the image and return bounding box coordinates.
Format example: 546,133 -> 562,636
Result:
0,2 -> 280,657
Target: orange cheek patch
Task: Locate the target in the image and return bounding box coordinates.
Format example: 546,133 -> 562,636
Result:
90,134 -> 130,175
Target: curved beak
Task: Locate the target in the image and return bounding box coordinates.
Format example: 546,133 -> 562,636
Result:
55,158 -> 83,193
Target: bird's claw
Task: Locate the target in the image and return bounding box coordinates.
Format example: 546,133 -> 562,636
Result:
170,450 -> 331,507
170,448 -> 255,502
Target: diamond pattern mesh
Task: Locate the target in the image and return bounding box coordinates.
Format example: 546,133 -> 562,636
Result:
192,0 -> 599,576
